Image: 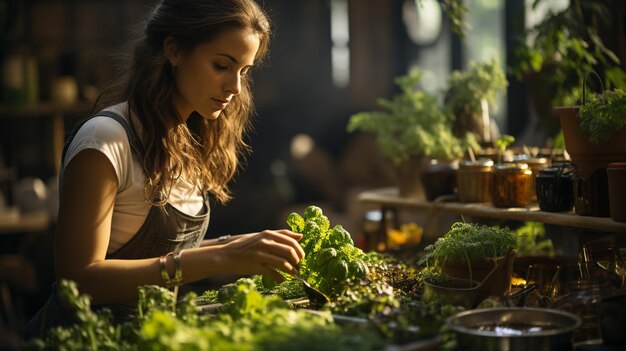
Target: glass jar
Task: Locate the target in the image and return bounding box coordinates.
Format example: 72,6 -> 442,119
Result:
552,280 -> 611,344
512,155 -> 550,202
535,164 -> 574,212
456,158 -> 493,203
491,163 -> 532,208
582,237 -> 626,290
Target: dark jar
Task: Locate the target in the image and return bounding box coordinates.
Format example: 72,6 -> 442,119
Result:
420,159 -> 459,201
535,165 -> 574,212
572,166 -> 610,217
491,163 -> 533,208
457,158 -> 493,203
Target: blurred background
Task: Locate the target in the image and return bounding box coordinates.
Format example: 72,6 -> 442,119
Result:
1,0 -> 625,343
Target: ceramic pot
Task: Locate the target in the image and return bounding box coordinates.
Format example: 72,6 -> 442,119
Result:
396,155 -> 427,200
554,106 -> 626,178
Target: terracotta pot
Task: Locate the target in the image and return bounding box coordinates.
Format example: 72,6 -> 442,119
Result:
441,250 -> 516,300
554,106 -> 626,177
396,156 -> 427,200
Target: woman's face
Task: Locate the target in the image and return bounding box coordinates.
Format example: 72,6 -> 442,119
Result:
168,27 -> 261,120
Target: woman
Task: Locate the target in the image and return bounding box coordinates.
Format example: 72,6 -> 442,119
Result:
26,0 -> 304,337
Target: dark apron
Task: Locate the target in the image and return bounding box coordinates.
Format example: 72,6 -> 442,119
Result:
24,110 -> 210,339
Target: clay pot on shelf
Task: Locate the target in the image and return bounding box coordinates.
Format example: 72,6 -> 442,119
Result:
607,162 -> 626,222
554,105 -> 626,179
572,166 -> 610,217
395,155 -> 427,200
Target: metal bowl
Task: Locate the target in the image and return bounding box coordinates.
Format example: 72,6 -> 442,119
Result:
446,307 -> 581,351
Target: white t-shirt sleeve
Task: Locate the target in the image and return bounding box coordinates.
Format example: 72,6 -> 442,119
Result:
62,116 -> 134,191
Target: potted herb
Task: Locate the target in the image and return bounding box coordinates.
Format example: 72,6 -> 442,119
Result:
444,58 -> 508,146
554,74 -> 626,177
420,222 -> 518,298
347,70 -> 477,199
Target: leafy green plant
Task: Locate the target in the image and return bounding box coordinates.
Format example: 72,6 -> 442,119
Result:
515,221 -> 555,257
444,58 -> 508,143
347,70 -> 478,165
421,222 -> 518,267
579,88 -> 626,144
285,205 -> 368,297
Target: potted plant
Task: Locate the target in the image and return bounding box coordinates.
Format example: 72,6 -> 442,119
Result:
444,57 -> 508,146
420,222 -> 518,299
554,77 -> 626,177
347,70 -> 477,199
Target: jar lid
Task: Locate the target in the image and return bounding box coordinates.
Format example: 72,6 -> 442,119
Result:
494,162 -> 529,171
512,155 -> 549,165
608,162 -> 626,169
538,167 -> 559,175
460,158 -> 494,168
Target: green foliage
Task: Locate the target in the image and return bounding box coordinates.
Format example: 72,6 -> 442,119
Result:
286,205 -> 368,296
422,222 -> 518,266
440,0 -> 468,38
515,221 -> 555,257
445,58 -> 508,117
579,88 -> 626,144
347,70 -> 478,165
495,134 -> 515,163
512,0 -> 626,134
32,278 -> 387,351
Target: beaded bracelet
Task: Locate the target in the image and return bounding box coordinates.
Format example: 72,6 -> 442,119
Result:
159,251 -> 184,288
217,235 -> 231,244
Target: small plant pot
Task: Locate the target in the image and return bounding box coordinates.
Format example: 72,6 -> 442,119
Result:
422,276 -> 481,309
441,251 -> 516,300
396,156 -> 427,200
607,163 -> 626,222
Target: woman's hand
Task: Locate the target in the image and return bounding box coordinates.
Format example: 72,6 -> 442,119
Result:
221,229 -> 305,282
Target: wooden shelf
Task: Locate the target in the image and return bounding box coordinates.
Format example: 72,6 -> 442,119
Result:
358,187 -> 626,233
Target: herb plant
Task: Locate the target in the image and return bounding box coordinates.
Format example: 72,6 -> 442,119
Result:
347,70 -> 478,165
444,58 -> 508,142
579,88 -> 626,144
421,222 -> 518,267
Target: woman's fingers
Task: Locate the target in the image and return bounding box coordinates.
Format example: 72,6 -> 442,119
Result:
261,230 -> 305,261
257,251 -> 297,275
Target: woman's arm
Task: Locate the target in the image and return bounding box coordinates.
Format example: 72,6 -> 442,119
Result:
55,149 -> 303,305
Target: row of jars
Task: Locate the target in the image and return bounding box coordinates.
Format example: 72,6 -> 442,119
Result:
423,156 -> 625,222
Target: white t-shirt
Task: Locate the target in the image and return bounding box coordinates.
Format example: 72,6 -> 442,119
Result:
62,102 -> 204,253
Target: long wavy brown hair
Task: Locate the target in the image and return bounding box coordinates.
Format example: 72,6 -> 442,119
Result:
93,0 -> 271,205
